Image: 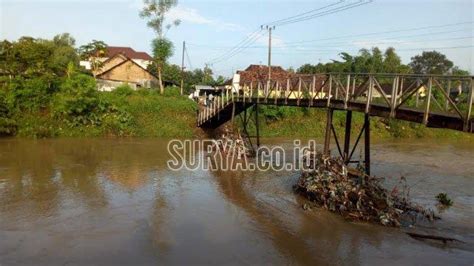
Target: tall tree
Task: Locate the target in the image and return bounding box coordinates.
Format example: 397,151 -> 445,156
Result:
382,47 -> 401,73
409,51 -> 453,74
140,0 -> 181,94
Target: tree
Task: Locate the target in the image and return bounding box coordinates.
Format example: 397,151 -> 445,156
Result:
49,34 -> 79,76
297,63 -> 318,74
203,65 -> 213,84
53,33 -> 76,47
150,38 -> 174,93
450,66 -> 470,76
140,0 -> 181,94
78,40 -> 107,76
409,51 -> 453,74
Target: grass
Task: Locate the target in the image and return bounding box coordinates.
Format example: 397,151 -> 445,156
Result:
13,88 -> 197,138
8,89 -> 472,141
242,106 -> 473,141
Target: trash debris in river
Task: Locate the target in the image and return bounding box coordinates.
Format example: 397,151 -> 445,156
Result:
209,125 -> 253,158
293,150 -> 438,227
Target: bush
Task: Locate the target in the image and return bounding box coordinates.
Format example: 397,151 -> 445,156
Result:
0,90 -> 17,135
163,86 -> 181,97
52,73 -> 102,125
112,84 -> 134,97
8,75 -> 59,111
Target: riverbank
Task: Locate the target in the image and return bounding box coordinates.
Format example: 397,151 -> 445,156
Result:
2,86 -> 472,141
4,87 -> 198,138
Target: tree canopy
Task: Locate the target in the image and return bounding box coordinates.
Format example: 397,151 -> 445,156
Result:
409,51 -> 454,74
296,47 -> 465,75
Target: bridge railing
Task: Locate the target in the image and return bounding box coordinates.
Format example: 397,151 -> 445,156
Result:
197,73 -> 473,131
237,73 -> 473,131
197,87 -> 233,126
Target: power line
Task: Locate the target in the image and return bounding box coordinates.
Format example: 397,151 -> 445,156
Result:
262,0 -> 345,26
283,21 -> 473,45
208,29 -> 264,64
271,0 -> 373,27
280,34 -> 473,50
185,48 -> 193,70
207,30 -> 266,65
206,1 -> 372,66
206,28 -> 263,65
271,45 -> 474,54
188,29 -> 472,50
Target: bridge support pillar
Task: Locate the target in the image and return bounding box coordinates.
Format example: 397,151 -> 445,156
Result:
324,108 -> 333,156
364,114 -> 371,176
343,111 -> 352,163
255,103 -> 260,147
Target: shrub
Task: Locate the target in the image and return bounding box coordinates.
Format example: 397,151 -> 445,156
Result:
436,193 -> 453,206
52,74 -> 102,125
0,90 -> 17,135
113,84 -> 134,97
7,75 -> 58,111
163,86 -> 181,97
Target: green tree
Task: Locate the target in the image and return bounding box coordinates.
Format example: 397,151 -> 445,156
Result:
409,51 -> 453,74
78,40 -> 107,76
382,47 -> 401,73
150,38 -> 174,93
140,0 -> 181,94
450,66 -> 470,76
297,63 -> 318,74
203,65 -> 213,84
49,34 -> 79,76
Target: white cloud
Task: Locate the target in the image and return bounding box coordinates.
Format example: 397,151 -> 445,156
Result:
168,6 -> 243,32
167,6 -> 212,25
130,1 -> 243,32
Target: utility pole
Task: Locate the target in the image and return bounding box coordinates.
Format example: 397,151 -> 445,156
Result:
180,41 -> 186,95
262,25 -> 275,96
267,26 -> 273,81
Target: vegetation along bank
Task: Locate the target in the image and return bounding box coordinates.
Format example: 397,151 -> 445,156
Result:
0,34 -> 471,140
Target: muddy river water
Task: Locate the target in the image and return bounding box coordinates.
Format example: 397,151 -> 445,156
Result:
0,138 -> 473,265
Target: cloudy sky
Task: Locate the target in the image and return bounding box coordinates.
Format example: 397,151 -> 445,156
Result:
1,0 -> 473,76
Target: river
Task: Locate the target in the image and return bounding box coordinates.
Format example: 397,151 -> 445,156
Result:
0,138 -> 473,265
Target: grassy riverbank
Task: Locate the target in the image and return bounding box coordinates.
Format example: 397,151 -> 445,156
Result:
1,74 -> 470,140
257,106 -> 472,140
3,84 -> 197,138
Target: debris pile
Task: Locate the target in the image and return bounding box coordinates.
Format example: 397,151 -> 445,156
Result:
211,126 -> 253,158
294,150 -> 436,227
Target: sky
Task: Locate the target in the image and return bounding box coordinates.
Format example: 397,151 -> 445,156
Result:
1,0 -> 473,77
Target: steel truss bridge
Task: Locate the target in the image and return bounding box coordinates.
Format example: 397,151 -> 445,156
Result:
197,73 -> 473,174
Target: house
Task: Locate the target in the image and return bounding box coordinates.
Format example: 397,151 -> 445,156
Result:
79,46 -> 160,91
94,53 -> 158,91
80,46 -> 153,70
231,64 -> 329,99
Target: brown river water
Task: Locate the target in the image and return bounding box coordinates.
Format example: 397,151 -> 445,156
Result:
0,138 -> 473,265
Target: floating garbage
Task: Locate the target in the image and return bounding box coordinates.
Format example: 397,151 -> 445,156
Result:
294,150 -> 437,227
209,125 -> 253,158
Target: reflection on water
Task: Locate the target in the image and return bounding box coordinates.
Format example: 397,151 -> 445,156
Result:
0,138 -> 473,265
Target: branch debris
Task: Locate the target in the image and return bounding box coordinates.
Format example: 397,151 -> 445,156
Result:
294,150 -> 438,227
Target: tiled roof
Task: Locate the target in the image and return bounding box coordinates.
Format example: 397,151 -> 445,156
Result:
237,64 -> 291,84
106,46 -> 153,61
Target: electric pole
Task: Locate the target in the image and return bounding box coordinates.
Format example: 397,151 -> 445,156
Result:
267,26 -> 273,82
180,41 -> 185,95
262,25 -> 275,96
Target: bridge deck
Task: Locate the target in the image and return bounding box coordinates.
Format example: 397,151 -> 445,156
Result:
197,73 -> 473,133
